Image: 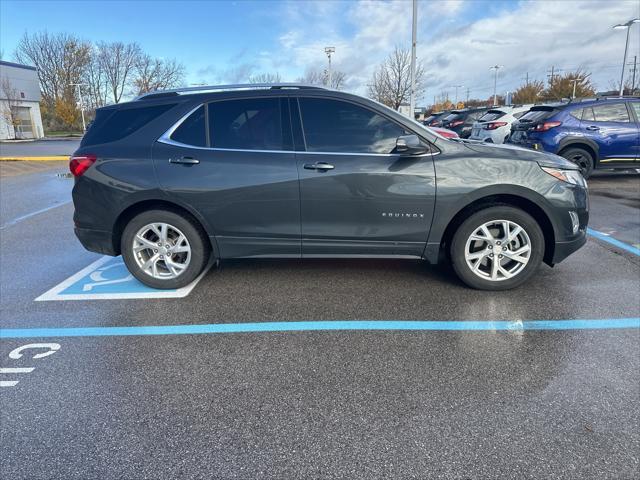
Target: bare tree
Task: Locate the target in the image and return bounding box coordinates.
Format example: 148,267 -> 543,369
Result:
85,50 -> 109,110
14,31 -> 90,106
133,54 -> 185,95
96,41 -> 141,103
0,77 -> 23,139
249,72 -> 282,84
367,47 -> 424,110
297,67 -> 346,89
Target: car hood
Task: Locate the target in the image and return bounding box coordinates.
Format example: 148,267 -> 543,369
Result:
458,140 -> 579,170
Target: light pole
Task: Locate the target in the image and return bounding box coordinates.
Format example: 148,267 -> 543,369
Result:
489,65 -> 503,106
613,18 -> 640,97
571,79 -> 578,99
69,83 -> 87,132
409,0 -> 417,117
324,47 -> 335,87
450,85 -> 463,105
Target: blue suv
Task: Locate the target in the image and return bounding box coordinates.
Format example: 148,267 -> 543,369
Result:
508,97 -> 639,178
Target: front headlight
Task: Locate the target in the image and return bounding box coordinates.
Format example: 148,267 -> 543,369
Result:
540,166 -> 586,187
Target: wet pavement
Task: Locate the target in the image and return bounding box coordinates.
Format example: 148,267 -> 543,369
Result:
0,138 -> 80,157
0,164 -> 638,479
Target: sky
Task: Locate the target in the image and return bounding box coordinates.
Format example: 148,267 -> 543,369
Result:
1,0 -> 639,104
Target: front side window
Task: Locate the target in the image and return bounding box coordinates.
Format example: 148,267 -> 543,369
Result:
592,103 -> 630,123
299,97 -> 405,154
208,98 -> 283,150
171,106 -> 206,147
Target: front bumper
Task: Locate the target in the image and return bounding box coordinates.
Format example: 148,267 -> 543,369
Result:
552,230 -> 587,264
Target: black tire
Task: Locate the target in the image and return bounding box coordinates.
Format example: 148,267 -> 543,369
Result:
121,209 -> 210,289
560,147 -> 594,179
450,206 -> 545,291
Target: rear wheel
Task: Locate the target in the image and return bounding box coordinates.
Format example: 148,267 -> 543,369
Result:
450,206 -> 544,290
121,209 -> 210,289
560,147 -> 594,178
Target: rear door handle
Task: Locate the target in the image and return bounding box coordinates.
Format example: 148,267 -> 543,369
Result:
303,162 -> 334,171
169,156 -> 200,165
585,126 -> 600,131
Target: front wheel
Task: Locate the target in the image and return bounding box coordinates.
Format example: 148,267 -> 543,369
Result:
121,209 -> 210,289
450,206 -> 545,290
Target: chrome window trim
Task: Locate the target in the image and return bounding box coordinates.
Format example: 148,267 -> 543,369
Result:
157,103 -> 438,157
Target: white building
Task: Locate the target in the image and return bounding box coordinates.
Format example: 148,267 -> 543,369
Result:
0,60 -> 44,140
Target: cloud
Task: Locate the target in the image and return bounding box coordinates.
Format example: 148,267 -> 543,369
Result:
193,0 -> 640,102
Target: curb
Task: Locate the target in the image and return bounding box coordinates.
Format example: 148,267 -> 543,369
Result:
0,156 -> 69,161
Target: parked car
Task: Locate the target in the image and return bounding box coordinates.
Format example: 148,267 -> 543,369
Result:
71,83 -> 588,291
430,126 -> 459,139
507,97 -> 640,178
439,108 -> 488,138
469,105 -> 533,144
422,111 -> 450,127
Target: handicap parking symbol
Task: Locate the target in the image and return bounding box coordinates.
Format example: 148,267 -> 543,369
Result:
36,256 -> 208,301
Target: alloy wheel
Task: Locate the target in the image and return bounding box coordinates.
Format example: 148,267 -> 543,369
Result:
132,222 -> 191,279
464,220 -> 531,281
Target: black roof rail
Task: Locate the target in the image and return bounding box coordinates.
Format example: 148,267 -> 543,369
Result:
136,83 -> 327,100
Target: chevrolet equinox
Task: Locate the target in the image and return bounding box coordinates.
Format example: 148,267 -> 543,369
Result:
71,84 -> 588,291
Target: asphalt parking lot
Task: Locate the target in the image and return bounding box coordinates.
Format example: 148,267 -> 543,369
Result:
0,160 -> 639,479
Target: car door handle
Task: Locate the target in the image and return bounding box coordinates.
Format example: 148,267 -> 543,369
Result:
304,162 -> 334,171
585,126 -> 600,131
169,156 -> 200,165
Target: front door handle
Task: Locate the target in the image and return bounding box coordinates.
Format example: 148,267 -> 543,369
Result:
304,162 -> 334,171
169,156 -> 200,165
585,125 -> 600,131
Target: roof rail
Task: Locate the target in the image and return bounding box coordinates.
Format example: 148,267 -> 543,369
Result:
136,83 -> 327,100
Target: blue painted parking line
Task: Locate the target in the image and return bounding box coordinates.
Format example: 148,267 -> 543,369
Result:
588,228 -> 640,257
35,256 -> 209,301
1,318 -> 638,339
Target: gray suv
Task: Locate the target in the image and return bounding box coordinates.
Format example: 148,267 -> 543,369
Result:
71,84 -> 588,291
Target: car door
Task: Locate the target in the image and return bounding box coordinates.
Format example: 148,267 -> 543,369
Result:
582,102 -> 638,165
293,96 -> 436,257
153,96 -> 301,258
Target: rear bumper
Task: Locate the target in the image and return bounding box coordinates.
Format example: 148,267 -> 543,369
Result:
74,227 -> 117,256
552,229 -> 587,264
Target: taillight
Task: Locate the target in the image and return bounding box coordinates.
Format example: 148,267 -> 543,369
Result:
69,154 -> 97,177
483,121 -> 508,130
449,120 -> 464,127
533,121 -> 562,132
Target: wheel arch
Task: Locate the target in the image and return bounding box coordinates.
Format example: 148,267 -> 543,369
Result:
111,199 -> 219,257
557,138 -> 598,162
438,193 -> 556,266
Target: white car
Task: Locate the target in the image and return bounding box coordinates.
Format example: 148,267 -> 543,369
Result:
469,105 -> 533,144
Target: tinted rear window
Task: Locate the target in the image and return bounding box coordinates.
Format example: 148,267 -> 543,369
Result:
478,110 -> 506,122
171,106 -> 206,147
442,113 -> 463,122
208,98 -> 284,150
82,103 -> 175,146
518,107 -> 556,123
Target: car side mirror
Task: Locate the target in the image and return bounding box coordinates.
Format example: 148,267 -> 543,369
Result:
396,134 -> 428,156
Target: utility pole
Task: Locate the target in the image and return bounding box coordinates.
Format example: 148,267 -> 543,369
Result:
630,55 -> 638,92
450,85 -> 463,105
324,47 -> 335,87
547,66 -> 555,87
466,87 -> 470,104
409,0 -> 417,117
489,65 -> 502,106
524,72 -> 529,86
69,83 -> 87,132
